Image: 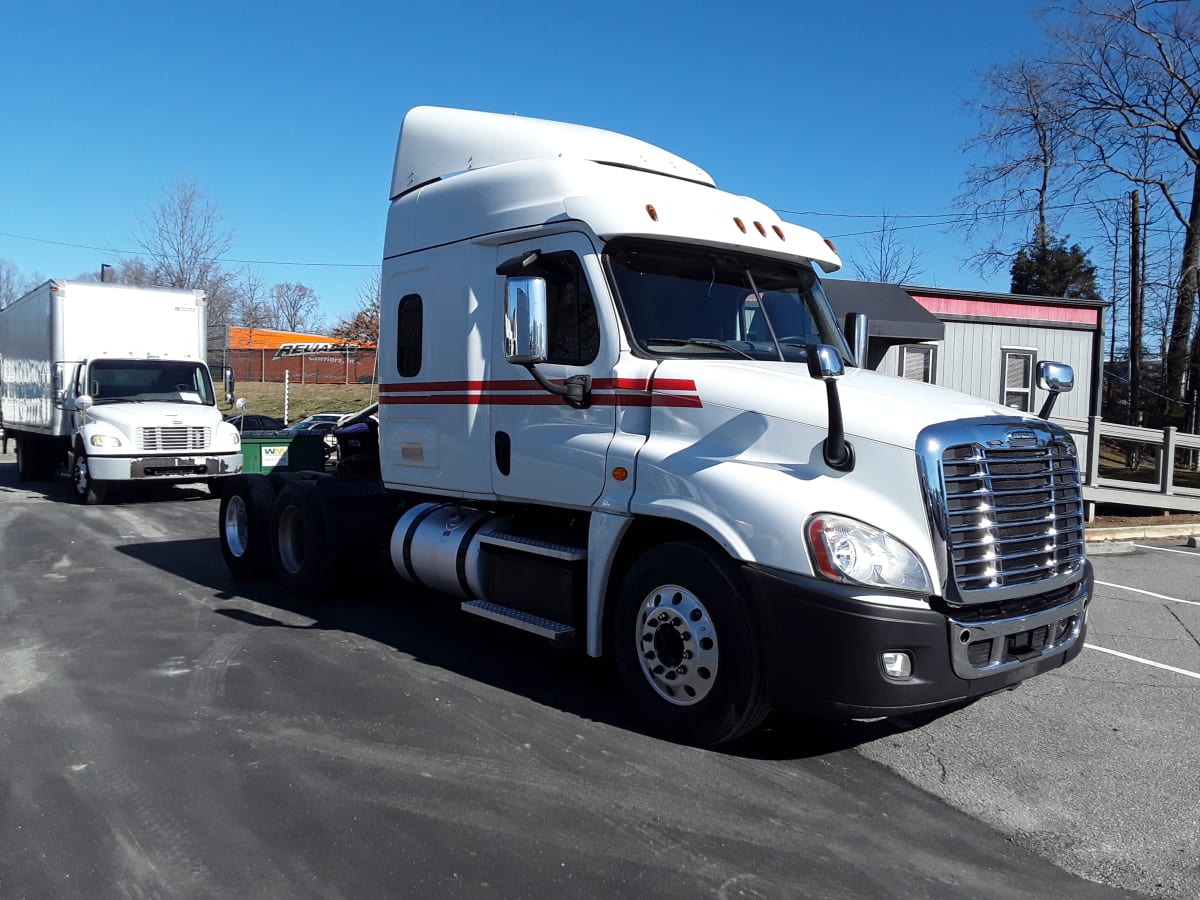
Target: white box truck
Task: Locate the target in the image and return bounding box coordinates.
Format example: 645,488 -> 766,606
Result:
217,107 -> 1091,745
0,280 -> 243,502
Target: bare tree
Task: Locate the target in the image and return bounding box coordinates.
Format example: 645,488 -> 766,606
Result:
233,270 -> 270,328
957,57 -> 1082,275
111,256 -> 157,286
331,270 -> 381,344
0,258 -> 30,308
130,177 -> 238,334
269,281 -> 322,332
850,214 -> 926,284
1050,0 -> 1200,409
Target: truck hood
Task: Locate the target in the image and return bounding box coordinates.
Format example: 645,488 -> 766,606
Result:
653,359 -> 1027,450
86,401 -> 223,430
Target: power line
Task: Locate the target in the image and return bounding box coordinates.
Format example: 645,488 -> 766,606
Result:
0,230 -> 378,269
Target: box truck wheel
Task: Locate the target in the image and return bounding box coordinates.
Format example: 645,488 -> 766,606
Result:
16,435 -> 57,482
270,482 -> 337,598
15,437 -> 36,482
71,444 -> 108,505
612,541 -> 770,746
219,475 -> 277,579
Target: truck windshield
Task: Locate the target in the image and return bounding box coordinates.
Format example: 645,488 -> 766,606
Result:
86,360 -> 215,405
605,238 -> 851,363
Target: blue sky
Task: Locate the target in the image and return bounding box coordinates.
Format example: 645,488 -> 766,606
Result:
1,1 -> 1054,325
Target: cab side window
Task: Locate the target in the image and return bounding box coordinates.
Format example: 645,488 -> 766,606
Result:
396,293 -> 423,377
535,252 -> 599,366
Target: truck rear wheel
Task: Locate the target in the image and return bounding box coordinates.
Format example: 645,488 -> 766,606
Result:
270,482 -> 337,598
612,541 -> 770,746
16,436 -> 56,482
219,475 -> 277,579
72,448 -> 108,505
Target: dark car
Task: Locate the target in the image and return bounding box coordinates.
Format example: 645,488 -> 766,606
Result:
224,413 -> 285,432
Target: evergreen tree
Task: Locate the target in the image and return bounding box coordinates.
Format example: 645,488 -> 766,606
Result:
1010,228 -> 1099,299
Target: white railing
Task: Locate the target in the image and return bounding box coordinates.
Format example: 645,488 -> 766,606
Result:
1052,416 -> 1200,510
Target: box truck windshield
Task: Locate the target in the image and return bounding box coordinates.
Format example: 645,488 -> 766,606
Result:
86,360 -> 215,405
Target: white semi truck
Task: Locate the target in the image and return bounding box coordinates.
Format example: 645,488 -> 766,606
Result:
0,280 -> 243,503
218,107 -> 1092,745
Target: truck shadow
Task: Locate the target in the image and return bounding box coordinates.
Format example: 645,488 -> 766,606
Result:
116,535 -> 944,760
0,459 -> 215,503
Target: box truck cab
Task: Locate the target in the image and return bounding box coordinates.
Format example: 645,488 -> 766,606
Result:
0,280 -> 243,503
219,107 -> 1091,745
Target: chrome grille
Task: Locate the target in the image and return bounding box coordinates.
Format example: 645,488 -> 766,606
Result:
941,439 -> 1084,592
139,426 -> 210,452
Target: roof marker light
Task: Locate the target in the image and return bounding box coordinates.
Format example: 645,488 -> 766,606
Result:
754,221 -> 766,237
825,238 -> 839,255
646,204 -> 658,222
772,225 -> 785,241
733,217 -> 746,233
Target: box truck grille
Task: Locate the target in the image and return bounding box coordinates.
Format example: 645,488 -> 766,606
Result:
139,427 -> 210,452
941,439 -> 1084,592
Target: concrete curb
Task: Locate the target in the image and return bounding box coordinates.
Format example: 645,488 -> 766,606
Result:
1086,522 -> 1200,543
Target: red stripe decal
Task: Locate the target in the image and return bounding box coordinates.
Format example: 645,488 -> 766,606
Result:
378,392 -> 702,408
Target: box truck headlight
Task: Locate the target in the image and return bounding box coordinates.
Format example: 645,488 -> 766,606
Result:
89,434 -> 123,449
806,514 -> 931,593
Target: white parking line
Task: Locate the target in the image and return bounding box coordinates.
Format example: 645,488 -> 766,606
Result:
1096,580 -> 1200,607
1131,543 -> 1200,556
1085,643 -> 1200,681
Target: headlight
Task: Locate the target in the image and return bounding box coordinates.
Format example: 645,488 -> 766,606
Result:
89,434 -> 123,448
806,514 -> 932,593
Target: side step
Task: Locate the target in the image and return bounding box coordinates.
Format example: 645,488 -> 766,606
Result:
461,600 -> 577,643
477,532 -> 587,561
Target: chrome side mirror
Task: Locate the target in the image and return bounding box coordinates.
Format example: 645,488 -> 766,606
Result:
843,313 -> 869,368
806,343 -> 846,380
1036,361 -> 1074,419
1037,361 -> 1074,394
504,276 -> 548,365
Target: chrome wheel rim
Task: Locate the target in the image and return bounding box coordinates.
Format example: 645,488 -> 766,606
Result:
223,494 -> 249,557
277,504 -> 305,575
635,584 -> 719,706
74,457 -> 89,497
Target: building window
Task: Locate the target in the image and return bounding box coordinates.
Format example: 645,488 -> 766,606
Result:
898,344 -> 936,383
396,293 -> 422,377
1001,348 -> 1037,411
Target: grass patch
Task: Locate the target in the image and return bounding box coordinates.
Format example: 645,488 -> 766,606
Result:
227,382 -> 378,424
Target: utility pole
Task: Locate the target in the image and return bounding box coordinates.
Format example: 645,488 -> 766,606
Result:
1129,190 -> 1143,425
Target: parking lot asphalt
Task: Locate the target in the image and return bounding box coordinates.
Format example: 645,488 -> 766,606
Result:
0,451 -> 1187,898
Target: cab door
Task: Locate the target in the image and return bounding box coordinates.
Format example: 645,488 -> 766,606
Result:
490,233 -> 618,507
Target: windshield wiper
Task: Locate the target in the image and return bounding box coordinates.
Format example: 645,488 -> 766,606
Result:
644,338 -> 756,360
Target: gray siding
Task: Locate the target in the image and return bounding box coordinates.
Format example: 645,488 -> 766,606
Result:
877,321 -> 1094,420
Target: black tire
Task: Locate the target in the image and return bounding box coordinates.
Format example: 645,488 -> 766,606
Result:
15,436 -> 35,482
16,435 -> 56,481
611,541 -> 770,746
219,475 -> 277,579
71,446 -> 108,505
270,482 -> 338,598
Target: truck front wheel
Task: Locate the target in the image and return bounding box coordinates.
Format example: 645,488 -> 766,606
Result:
270,482 -> 337,598
72,447 -> 108,504
612,541 -> 770,746
219,475 -> 277,578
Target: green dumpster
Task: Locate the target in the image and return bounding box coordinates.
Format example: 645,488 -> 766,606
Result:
239,432 -> 327,475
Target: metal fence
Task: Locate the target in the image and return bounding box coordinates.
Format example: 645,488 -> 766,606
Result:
1052,416 -> 1200,516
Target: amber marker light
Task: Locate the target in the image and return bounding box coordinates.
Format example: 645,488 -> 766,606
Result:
733,217 -> 746,233
646,204 -> 659,221
611,467 -> 629,481
754,221 -> 766,236
773,225 -> 785,240
825,238 -> 839,255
